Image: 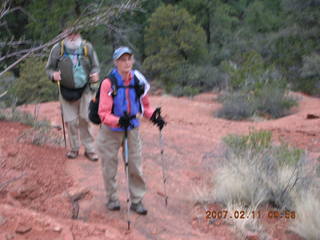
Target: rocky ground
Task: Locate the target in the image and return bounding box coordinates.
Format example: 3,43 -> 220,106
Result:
0,92 -> 319,240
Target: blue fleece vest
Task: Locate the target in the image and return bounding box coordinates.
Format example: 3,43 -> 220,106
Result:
110,69 -> 142,132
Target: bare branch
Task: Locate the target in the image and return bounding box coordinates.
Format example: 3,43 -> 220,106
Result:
0,48 -> 36,61
0,0 -> 11,21
1,1 -> 36,22
0,91 -> 8,98
0,40 -> 34,47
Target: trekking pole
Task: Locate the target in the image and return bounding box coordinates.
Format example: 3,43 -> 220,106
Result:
160,129 -> 168,206
57,81 -> 67,148
124,124 -> 131,230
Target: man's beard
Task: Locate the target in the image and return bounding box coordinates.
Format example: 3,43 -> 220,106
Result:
64,37 -> 82,50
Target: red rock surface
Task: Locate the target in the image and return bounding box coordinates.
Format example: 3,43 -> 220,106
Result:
1,92 -> 319,240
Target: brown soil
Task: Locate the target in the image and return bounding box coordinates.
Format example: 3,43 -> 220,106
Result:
1,92 -> 319,240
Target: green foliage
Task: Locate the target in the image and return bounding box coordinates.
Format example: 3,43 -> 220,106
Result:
217,51 -> 298,120
143,4 -> 208,95
244,0 -> 283,33
275,143 -> 304,166
26,0 -> 77,41
9,57 -> 57,105
216,91 -> 255,120
223,129 -> 303,166
223,130 -> 272,156
298,53 -> 320,95
1,0 -> 319,96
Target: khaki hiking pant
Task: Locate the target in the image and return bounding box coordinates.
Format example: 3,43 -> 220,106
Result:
59,85 -> 95,153
96,125 -> 146,204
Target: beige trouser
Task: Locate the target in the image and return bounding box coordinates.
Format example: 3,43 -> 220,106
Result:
59,85 -> 95,153
96,125 -> 146,204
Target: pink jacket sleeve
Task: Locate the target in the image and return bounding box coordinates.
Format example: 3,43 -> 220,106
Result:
141,95 -> 154,119
98,79 -> 120,128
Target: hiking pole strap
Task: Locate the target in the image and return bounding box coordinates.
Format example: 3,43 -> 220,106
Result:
57,81 -> 67,148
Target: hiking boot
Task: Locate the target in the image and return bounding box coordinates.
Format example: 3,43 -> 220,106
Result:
66,150 -> 79,159
84,152 -> 98,161
130,201 -> 148,215
106,199 -> 120,211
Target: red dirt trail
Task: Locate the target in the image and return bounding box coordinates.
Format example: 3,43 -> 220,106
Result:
1,92 -> 319,240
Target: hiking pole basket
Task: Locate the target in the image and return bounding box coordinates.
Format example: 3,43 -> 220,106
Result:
124,126 -> 131,230
160,129 -> 168,206
57,81 -> 67,148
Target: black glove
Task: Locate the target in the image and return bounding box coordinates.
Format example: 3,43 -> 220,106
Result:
118,112 -> 136,129
151,107 -> 167,131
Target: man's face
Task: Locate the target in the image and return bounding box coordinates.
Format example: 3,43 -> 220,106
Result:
67,33 -> 80,41
115,54 -> 134,74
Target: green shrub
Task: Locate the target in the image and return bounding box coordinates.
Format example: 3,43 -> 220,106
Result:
274,143 -> 304,167
217,51 -> 298,120
254,84 -> 298,118
9,57 -> 57,105
223,130 -> 303,166
171,85 -> 200,97
298,53 -> 320,95
143,4 -> 208,95
223,130 -> 272,156
216,91 -> 255,120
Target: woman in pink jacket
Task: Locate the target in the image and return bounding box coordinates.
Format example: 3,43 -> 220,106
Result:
96,46 -> 165,215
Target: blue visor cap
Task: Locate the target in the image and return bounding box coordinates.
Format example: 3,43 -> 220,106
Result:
113,47 -> 133,60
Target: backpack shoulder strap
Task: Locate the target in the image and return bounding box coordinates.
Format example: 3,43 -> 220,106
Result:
133,73 -> 145,99
107,74 -> 118,97
60,40 -> 64,56
60,40 -> 88,57
82,40 -> 88,57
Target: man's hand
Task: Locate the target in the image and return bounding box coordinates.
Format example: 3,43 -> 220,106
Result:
53,71 -> 61,81
90,72 -> 99,83
151,107 -> 167,131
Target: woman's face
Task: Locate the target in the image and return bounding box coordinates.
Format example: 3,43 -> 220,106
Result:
115,54 -> 134,74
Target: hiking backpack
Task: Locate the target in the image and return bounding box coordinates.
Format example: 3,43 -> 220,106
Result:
88,72 -> 146,125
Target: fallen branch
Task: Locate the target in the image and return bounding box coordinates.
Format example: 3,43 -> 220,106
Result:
66,189 -> 89,219
0,173 -> 26,191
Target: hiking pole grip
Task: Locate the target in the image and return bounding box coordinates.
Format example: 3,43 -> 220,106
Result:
57,81 -> 67,148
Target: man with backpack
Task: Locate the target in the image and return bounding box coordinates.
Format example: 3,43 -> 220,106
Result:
96,46 -> 166,215
46,31 -> 100,161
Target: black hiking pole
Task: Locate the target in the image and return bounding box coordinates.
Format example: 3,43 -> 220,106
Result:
159,129 -> 168,206
123,123 -> 131,230
57,81 -> 67,148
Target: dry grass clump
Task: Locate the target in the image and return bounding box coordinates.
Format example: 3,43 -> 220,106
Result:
290,186 -> 320,240
0,106 -> 63,146
17,125 -> 64,146
213,130 -> 306,210
202,130 -> 319,239
0,107 -> 37,126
